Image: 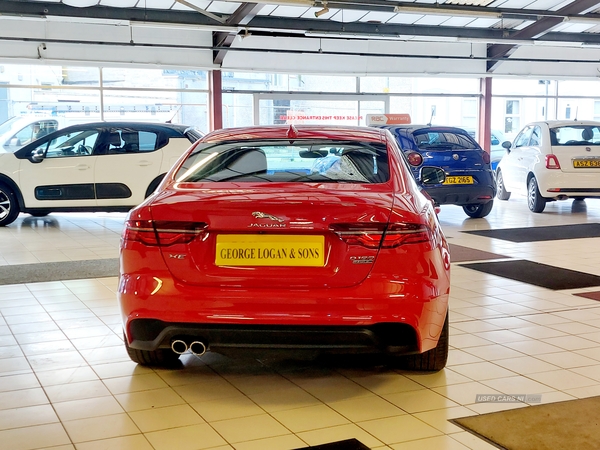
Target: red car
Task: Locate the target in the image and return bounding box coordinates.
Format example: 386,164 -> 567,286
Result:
118,125 -> 451,371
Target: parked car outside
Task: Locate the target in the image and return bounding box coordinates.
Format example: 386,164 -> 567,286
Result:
0,121 -> 203,226
496,120 -> 600,213
0,116 -> 63,153
465,128 -> 507,171
119,125 -> 451,371
379,125 -> 496,218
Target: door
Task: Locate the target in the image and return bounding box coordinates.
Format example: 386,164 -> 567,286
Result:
19,129 -> 100,208
94,128 -> 163,207
502,125 -> 533,193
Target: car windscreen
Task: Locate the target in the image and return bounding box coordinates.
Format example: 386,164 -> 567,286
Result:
175,140 -> 389,183
551,125 -> 600,145
412,130 -> 479,150
0,117 -> 21,135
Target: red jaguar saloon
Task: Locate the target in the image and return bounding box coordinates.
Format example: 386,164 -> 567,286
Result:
118,125 -> 451,371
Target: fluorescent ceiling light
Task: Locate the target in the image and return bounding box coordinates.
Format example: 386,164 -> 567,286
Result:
246,0 -> 314,4
304,31 -> 458,42
62,0 -> 99,6
131,21 -> 240,33
393,5 -> 500,18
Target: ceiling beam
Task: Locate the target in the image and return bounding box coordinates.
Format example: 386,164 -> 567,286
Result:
213,3 -> 263,66
487,0 -> 600,72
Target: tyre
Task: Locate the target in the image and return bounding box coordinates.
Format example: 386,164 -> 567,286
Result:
29,211 -> 51,217
527,177 -> 546,213
574,197 -> 586,201
398,312 -> 449,372
496,170 -> 511,200
463,201 -> 494,218
124,336 -> 181,367
0,184 -> 20,226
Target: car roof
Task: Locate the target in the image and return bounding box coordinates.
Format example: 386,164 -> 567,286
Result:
58,121 -> 191,132
381,124 -> 472,133
202,125 -> 389,143
531,120 -> 600,127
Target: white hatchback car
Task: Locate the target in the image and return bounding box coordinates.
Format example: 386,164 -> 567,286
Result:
496,120 -> 600,212
0,116 -> 63,153
0,122 -> 202,226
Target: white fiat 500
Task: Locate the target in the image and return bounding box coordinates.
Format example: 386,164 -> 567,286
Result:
0,121 -> 202,226
496,120 -> 600,213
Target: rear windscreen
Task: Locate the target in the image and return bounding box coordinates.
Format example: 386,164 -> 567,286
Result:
551,126 -> 600,145
412,131 -> 479,150
175,140 -> 389,183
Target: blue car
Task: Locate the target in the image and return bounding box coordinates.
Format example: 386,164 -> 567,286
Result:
381,125 -> 496,218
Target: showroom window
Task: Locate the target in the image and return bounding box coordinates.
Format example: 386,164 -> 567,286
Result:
505,100 -> 521,135
594,101 -> 600,121
0,64 -> 210,133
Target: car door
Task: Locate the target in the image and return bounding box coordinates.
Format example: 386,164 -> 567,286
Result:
94,127 -> 163,207
18,128 -> 100,208
502,126 -> 533,193
524,125 -> 544,175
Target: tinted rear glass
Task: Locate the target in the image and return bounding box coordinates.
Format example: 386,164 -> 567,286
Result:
412,131 -> 479,150
175,140 -> 389,183
551,125 -> 600,145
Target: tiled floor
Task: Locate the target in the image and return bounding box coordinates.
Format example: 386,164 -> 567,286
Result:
1,198 -> 600,449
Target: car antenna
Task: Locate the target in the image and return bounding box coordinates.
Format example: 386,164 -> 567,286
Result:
427,106 -> 436,126
574,106 -> 578,121
166,106 -> 182,124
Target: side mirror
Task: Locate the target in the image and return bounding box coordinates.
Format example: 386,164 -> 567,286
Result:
30,148 -> 45,163
420,166 -> 446,185
502,141 -> 512,150
9,138 -> 20,146
491,138 -> 500,145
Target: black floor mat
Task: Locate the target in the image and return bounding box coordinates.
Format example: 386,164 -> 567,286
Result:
462,223 -> 600,243
448,243 -> 509,262
459,260 -> 600,290
0,259 -> 119,285
294,439 -> 370,450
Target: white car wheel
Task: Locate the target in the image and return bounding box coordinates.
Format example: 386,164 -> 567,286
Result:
496,170 -> 511,201
0,184 -> 20,226
527,177 -> 546,213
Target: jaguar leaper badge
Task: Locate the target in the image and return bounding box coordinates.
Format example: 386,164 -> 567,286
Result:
252,211 -> 284,222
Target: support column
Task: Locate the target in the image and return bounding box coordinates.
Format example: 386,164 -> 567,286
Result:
209,70 -> 223,131
479,77 -> 492,153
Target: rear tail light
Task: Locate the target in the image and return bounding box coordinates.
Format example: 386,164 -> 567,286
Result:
406,152 -> 424,167
330,223 -> 432,249
122,220 -> 207,246
482,151 -> 490,165
546,154 -> 561,169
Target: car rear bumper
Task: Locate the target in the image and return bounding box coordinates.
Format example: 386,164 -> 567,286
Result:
538,171 -> 600,199
424,183 -> 496,206
118,271 -> 449,356
127,320 -> 421,355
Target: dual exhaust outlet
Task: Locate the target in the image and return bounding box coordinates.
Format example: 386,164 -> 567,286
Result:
171,339 -> 207,356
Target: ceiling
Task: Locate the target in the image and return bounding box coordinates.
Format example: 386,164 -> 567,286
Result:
2,0 -> 600,78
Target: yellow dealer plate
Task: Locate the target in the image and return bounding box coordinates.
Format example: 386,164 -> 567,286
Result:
215,235 -> 325,267
444,176 -> 474,185
573,159 -> 600,168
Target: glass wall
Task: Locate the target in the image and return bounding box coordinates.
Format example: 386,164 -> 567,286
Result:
0,64 -> 210,133
4,63 -> 600,148
223,72 -> 482,129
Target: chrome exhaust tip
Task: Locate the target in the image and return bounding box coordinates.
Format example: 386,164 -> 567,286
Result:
171,339 -> 188,355
189,341 -> 207,356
